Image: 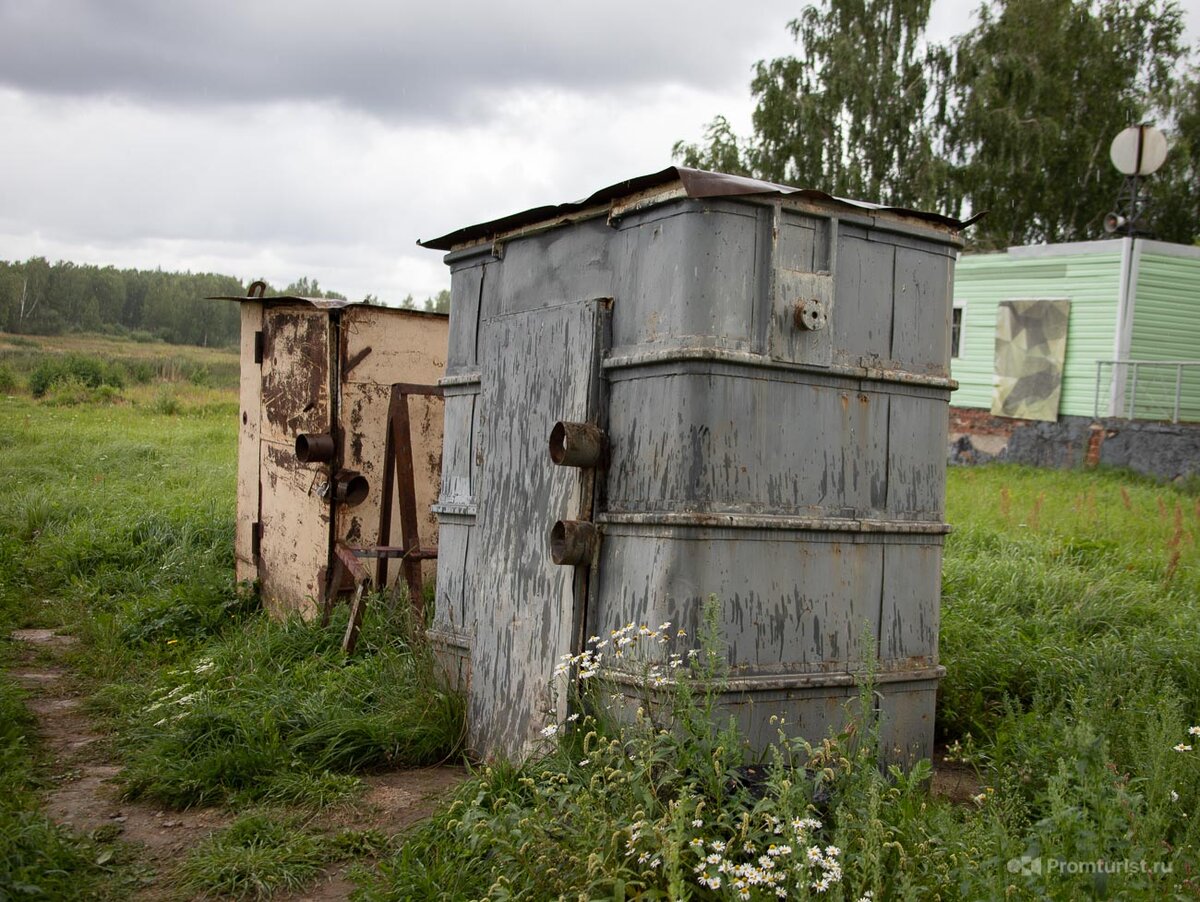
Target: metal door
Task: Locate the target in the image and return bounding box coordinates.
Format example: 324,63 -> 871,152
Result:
257,307 -> 335,618
468,299 -> 605,760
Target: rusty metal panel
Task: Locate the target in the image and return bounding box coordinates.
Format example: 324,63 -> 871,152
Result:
769,210 -> 834,366
235,301 -> 263,585
338,307 -> 446,587
886,391 -> 949,519
604,366 -> 894,520
337,380 -> 390,549
891,245 -> 954,377
237,301 -> 448,619
432,181 -> 960,766
832,229 -> 895,367
258,441 -> 332,619
260,308 -> 332,444
466,300 -> 601,761
340,306 -> 446,387
611,204 -> 759,352
256,307 -> 334,617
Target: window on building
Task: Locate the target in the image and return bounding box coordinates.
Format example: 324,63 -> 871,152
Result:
951,306 -> 964,358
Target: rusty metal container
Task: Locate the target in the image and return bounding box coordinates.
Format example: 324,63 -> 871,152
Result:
421,167 -> 964,763
222,292 -> 447,619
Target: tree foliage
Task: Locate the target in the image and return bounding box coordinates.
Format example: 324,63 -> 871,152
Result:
753,0 -> 949,208
1149,63 -> 1200,245
423,289 -> 450,314
0,260 -> 387,347
282,276 -> 347,301
945,0 -> 1184,247
675,0 -> 1197,247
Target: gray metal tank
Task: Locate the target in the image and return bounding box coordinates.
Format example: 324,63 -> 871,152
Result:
421,167 -> 963,764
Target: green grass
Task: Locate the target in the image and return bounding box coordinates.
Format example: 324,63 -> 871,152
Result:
0,671 -> 125,900
112,604 -> 462,809
180,814 -> 392,900
0,344 -> 463,899
2,337 -> 1199,898
0,331 -> 240,392
180,814 -> 329,900
940,466 -> 1200,738
358,467 -> 1200,900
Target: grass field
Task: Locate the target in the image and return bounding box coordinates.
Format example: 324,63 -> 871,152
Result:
1,339 -> 1198,899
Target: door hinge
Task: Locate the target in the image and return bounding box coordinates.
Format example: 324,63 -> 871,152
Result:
254,331 -> 264,364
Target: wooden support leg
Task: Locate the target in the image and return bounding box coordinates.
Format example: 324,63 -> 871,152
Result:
331,542 -> 372,654
320,557 -> 347,627
342,581 -> 368,654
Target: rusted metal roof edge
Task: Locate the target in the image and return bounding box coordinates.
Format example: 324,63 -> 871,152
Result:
418,166 -> 967,251
207,295 -> 448,317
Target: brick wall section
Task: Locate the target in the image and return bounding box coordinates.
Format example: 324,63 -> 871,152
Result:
948,407 -> 1025,438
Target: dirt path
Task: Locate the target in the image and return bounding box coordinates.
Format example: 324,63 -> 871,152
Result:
10,628 -> 233,898
9,628 -> 466,900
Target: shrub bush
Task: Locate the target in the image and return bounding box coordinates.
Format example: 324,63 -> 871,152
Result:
28,354 -> 124,397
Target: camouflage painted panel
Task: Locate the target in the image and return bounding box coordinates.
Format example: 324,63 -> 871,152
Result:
991,300 -> 1071,422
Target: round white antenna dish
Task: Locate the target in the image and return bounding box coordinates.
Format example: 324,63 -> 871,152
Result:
1110,125 -> 1168,176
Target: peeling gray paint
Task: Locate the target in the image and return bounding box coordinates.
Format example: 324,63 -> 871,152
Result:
431,183 -> 959,765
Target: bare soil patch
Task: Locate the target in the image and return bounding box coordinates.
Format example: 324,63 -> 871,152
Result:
9,628 -> 466,900
930,751 -> 984,805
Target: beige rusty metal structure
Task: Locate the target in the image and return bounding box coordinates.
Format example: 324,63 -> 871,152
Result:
221,288 -> 447,619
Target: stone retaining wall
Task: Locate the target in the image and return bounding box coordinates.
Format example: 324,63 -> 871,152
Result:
948,407 -> 1200,483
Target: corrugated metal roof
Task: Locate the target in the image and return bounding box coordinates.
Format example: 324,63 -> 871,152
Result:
207,294 -> 448,317
209,294 -> 358,309
419,166 -> 970,251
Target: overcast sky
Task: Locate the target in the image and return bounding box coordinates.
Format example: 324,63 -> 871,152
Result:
1,1 -> 1197,305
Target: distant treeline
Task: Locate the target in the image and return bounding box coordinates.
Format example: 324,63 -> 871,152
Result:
0,259 -> 446,349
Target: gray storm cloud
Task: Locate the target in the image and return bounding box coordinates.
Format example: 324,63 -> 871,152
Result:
0,0 -> 787,117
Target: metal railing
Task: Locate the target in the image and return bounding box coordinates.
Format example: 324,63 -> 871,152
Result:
1094,359 -> 1200,423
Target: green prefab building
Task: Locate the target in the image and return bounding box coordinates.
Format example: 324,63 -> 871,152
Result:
950,238 -> 1200,424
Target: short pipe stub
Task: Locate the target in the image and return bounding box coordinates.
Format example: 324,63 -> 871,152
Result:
793,298 -> 828,331
333,470 -> 370,506
550,520 -> 599,566
549,421 -> 607,468
295,433 -> 336,463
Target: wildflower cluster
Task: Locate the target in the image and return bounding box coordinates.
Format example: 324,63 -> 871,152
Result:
666,814 -> 840,899
1172,726 -> 1199,753
143,657 -> 215,726
971,786 -> 996,805
546,621 -> 698,734
554,621 -> 690,678
625,820 -> 663,871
